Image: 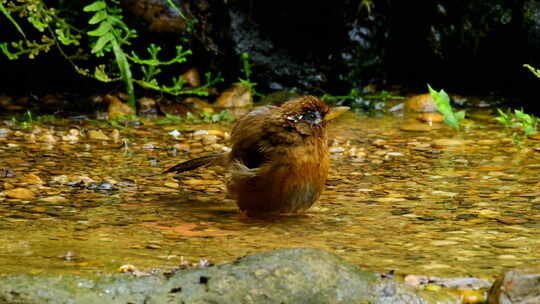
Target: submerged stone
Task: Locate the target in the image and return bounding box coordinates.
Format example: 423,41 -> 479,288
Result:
0,248 -> 459,304
488,264 -> 540,304
4,188 -> 36,200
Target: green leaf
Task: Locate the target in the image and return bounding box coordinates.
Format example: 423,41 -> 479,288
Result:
165,0 -> 185,19
91,32 -> 114,53
27,16 -> 47,32
427,84 -> 464,130
0,2 -> 26,38
55,28 -> 80,46
494,116 -> 506,124
524,64 -> 540,79
111,39 -> 136,109
89,10 -> 108,25
94,65 -> 117,82
454,110 -> 466,121
88,21 -> 112,36
242,52 -> 252,79
523,126 -> 537,135
0,43 -> 18,60
83,1 -> 107,12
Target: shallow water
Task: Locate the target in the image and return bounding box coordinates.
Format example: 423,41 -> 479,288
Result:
1,106 -> 539,279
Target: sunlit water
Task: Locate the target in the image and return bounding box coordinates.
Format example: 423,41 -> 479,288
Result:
1,107 -> 539,279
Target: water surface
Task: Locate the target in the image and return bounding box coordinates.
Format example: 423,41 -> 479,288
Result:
1,107 -> 539,279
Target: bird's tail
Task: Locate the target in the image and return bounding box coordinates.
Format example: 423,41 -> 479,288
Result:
162,153 -> 228,174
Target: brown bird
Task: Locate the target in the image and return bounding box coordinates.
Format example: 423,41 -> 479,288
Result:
164,96 -> 347,217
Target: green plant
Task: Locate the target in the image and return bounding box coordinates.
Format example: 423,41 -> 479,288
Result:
514,109 -> 538,135
128,43 -> 223,96
1,0 -> 220,112
237,52 -> 262,97
1,0 -> 83,61
494,108 -> 512,129
495,107 -> 538,150
83,1 -> 137,108
0,1 -> 25,38
524,64 -> 540,79
10,110 -> 58,129
495,108 -> 538,135
358,0 -> 374,15
427,84 -> 465,130
165,0 -> 185,19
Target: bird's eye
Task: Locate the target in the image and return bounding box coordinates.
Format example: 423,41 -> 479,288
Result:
300,111 -> 322,125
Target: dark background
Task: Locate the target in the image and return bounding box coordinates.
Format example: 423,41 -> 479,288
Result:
1,0 -> 539,112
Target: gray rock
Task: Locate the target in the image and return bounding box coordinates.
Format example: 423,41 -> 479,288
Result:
488,264 -> 540,304
0,248 -> 459,304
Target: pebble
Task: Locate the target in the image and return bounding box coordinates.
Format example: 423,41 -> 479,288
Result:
183,179 -> 222,185
458,289 -> 485,304
146,244 -> 162,250
497,254 -> 517,260
431,240 -> 459,246
36,133 -> 57,143
400,123 -> 433,132
405,93 -> 438,112
478,139 -> 498,145
528,133 -> 540,140
384,152 -> 404,159
87,182 -> 113,190
164,181 -> 179,188
215,83 -> 253,108
24,173 -> 44,185
416,113 -> 444,123
0,128 -> 10,138
106,94 -> 135,118
185,97 -> 213,113
173,143 -> 190,152
68,129 -> 80,136
168,130 -> 181,139
202,135 -> 218,145
4,188 -> 36,199
88,130 -> 109,140
137,97 -> 157,113
110,129 -> 120,142
62,134 -> 79,142
421,263 -> 452,270
432,138 -> 464,147
372,139 -> 387,147
41,195 -> 68,204
51,175 -> 69,184
476,166 -> 506,172
192,130 -> 209,137
329,147 -> 345,153
181,67 -> 201,87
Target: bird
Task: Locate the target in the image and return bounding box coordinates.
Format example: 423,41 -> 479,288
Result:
163,96 -> 347,217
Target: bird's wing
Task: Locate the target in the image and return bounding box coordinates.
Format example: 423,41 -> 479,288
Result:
229,105 -> 278,169
163,153 -> 227,174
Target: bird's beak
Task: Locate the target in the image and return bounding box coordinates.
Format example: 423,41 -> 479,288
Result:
324,106 -> 350,121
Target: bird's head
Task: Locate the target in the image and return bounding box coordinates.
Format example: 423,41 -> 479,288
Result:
280,96 -> 348,136
280,96 -> 329,136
